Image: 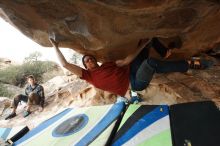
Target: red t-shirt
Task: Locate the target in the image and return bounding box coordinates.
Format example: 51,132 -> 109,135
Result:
80,62 -> 130,96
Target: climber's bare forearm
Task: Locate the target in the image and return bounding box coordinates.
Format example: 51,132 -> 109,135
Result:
50,38 -> 83,77
54,46 -> 68,66
54,47 -> 82,77
65,63 -> 83,77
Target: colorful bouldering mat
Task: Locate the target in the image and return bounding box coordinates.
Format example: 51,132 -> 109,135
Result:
112,104 -> 173,146
14,102 -> 125,146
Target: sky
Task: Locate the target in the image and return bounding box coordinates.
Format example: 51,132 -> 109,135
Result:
0,17 -> 73,64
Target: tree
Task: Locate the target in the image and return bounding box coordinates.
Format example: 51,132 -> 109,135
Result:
24,51 -> 42,63
71,53 -> 78,64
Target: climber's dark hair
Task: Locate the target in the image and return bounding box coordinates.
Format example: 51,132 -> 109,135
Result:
82,55 -> 97,69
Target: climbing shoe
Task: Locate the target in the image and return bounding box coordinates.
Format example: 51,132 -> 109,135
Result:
116,96 -> 129,104
130,96 -> 142,104
5,112 -> 16,120
23,111 -> 31,118
189,57 -> 214,69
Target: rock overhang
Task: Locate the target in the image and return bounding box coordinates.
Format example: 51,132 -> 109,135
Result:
0,0 -> 220,62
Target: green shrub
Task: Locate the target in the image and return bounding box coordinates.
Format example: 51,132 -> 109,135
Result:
0,61 -> 58,87
42,69 -> 64,83
0,83 -> 13,97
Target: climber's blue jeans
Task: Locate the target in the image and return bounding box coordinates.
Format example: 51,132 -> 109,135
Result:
130,40 -> 189,91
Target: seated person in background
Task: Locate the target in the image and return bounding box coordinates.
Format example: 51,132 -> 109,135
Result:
5,75 -> 45,120
50,37 -> 212,101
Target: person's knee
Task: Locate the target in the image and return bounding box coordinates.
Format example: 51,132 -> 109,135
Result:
13,94 -> 22,102
136,60 -> 155,82
28,92 -> 39,105
12,94 -> 22,107
29,92 -> 35,98
151,37 -> 158,43
146,58 -> 158,69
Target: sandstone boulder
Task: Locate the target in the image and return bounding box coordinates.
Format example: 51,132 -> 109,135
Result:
1,1 -> 220,61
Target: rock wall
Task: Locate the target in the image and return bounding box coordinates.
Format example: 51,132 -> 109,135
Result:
0,0 -> 220,61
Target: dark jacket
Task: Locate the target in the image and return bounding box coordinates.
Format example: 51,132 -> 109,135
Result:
25,83 -> 45,107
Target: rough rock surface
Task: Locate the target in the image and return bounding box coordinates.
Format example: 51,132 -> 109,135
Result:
1,0 -> 220,61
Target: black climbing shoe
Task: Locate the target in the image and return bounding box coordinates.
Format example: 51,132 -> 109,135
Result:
5,112 -> 16,120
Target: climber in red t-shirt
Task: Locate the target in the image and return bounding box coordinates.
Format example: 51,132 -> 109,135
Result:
50,37 -> 213,97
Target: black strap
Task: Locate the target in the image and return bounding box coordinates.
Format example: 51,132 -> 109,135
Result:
30,84 -> 39,92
